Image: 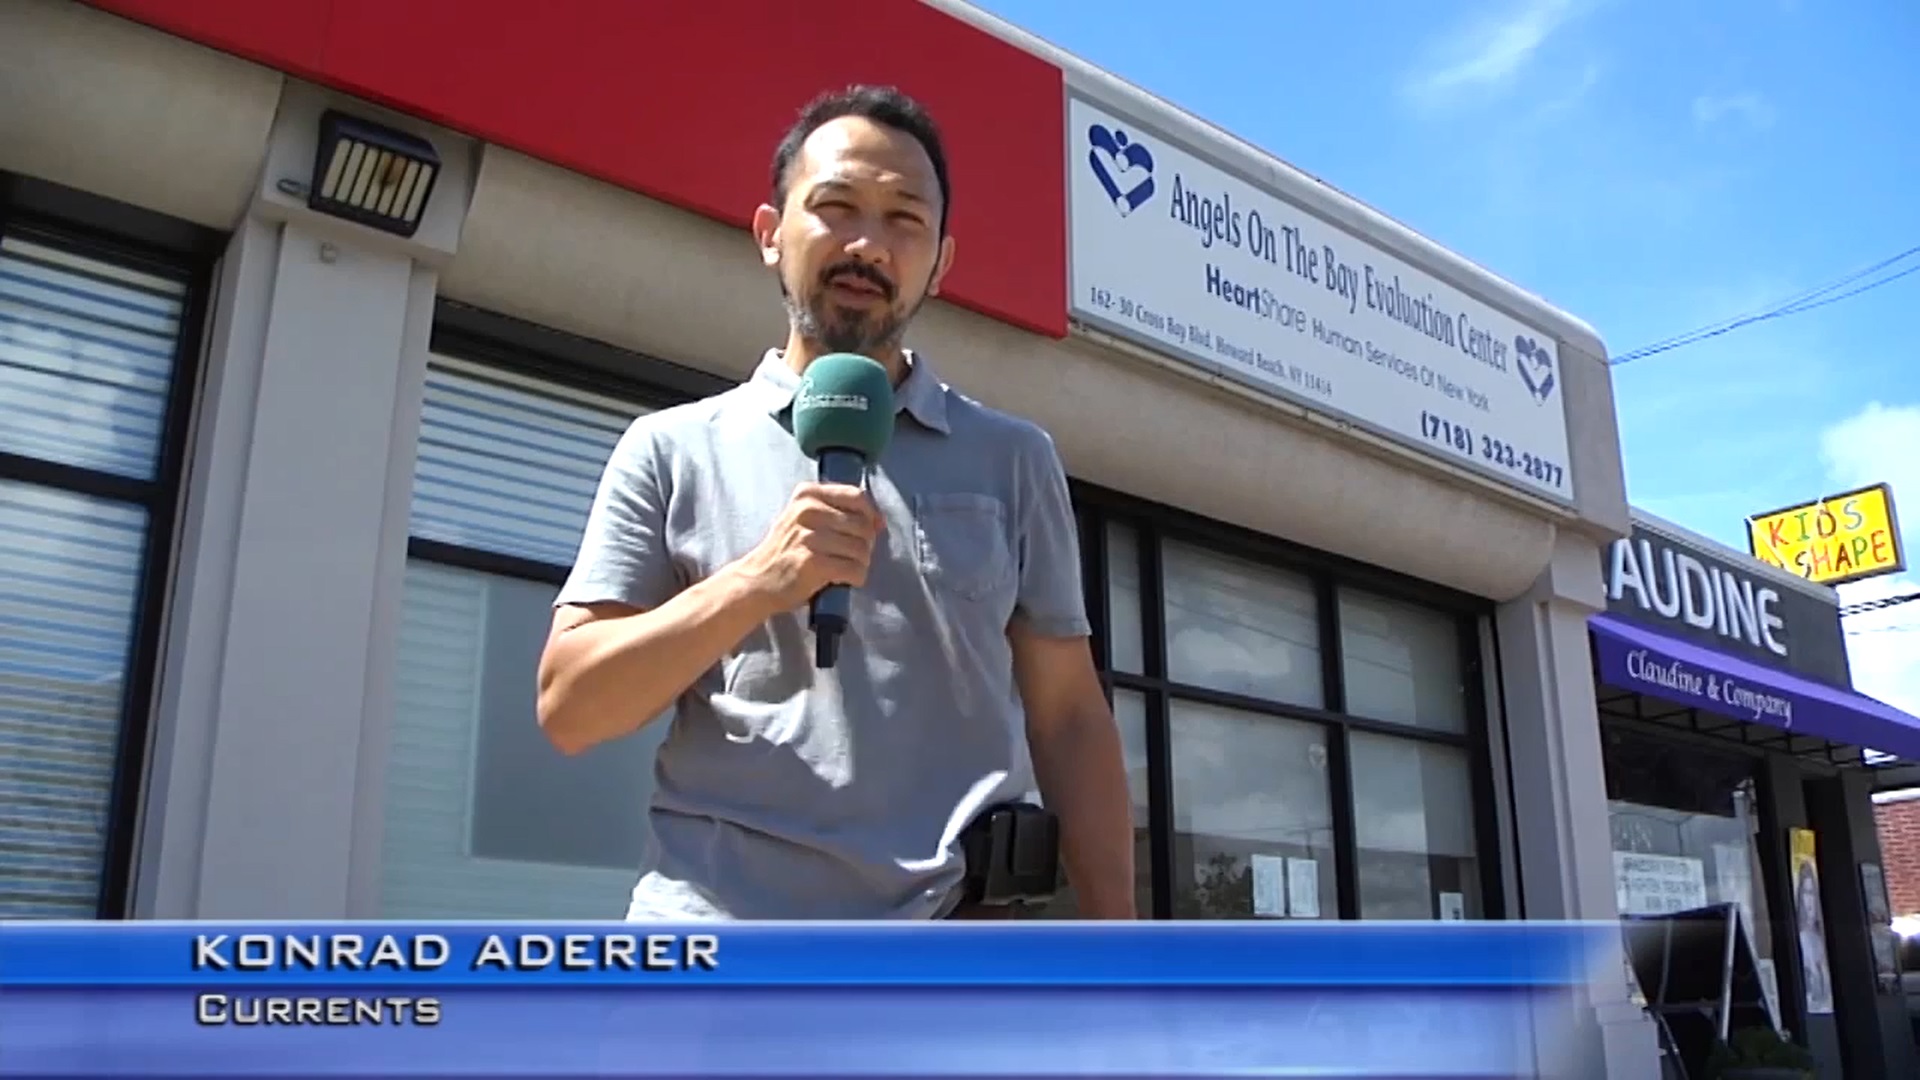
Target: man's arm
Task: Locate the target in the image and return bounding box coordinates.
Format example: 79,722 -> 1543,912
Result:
1012,622 -> 1138,918
539,575 -> 774,756
538,417 -> 731,754
538,416 -> 884,754
1007,424 -> 1136,918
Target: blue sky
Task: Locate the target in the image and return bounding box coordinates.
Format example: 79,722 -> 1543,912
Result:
976,0 -> 1920,711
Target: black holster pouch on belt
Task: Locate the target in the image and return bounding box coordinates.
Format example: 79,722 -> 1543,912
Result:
958,801 -> 1060,908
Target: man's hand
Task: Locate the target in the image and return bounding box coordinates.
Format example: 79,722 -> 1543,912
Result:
735,482 -> 885,613
538,482 -> 883,756
1011,618 -> 1138,919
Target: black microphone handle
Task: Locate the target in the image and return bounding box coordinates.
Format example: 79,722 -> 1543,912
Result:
808,448 -> 867,669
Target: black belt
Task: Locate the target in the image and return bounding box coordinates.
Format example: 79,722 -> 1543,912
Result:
955,801 -> 1060,909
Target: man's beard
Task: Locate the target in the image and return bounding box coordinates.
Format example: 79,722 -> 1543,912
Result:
782,265 -> 920,356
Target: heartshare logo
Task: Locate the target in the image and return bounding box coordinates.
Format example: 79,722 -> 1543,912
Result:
1513,335 -> 1556,404
1087,124 -> 1156,218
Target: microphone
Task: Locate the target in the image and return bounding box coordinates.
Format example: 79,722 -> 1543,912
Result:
791,352 -> 897,669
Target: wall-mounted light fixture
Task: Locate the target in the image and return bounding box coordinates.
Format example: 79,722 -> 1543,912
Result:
306,109 -> 441,238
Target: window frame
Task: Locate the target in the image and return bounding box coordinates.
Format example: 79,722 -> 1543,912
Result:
1072,480 -> 1506,921
0,172 -> 222,918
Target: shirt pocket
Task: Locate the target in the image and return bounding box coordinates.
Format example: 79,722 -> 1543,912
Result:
912,492 -> 1014,602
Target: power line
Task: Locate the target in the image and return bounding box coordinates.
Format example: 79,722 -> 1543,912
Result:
1626,246 -> 1917,357
1841,591 -> 1920,619
1613,245 -> 1919,363
1773,262 -> 1920,318
1610,244 -> 1920,365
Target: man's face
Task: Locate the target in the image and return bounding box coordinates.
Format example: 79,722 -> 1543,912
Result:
754,116 -> 955,357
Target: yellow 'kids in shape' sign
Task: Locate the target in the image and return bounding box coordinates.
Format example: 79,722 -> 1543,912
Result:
1745,483 -> 1904,587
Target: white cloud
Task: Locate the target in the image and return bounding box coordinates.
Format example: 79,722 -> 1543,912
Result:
1817,402 -> 1920,715
1692,92 -> 1775,132
1403,0 -> 1592,105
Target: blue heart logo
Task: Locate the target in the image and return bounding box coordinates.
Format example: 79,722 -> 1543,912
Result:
1513,335 -> 1556,403
1087,124 -> 1156,217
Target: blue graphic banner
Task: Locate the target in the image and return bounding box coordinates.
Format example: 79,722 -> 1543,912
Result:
0,987 -> 1557,1077
0,923 -> 1610,1078
0,921 -> 1611,987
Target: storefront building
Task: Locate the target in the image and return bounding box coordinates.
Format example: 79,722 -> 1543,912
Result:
0,0 -> 1696,1074
1594,512 -> 1920,1077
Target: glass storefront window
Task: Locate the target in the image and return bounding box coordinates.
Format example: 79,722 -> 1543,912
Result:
1162,541 -> 1322,708
1339,588 -> 1468,735
1106,523 -> 1144,674
0,232 -> 194,918
1350,733 -> 1481,919
381,359 -> 661,918
0,483 -> 146,917
1169,699 -> 1336,919
1603,730 -> 1776,1006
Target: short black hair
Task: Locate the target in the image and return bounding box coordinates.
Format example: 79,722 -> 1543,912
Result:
770,85 -> 953,236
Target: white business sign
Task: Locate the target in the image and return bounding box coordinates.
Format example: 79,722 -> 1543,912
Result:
1066,95 -> 1575,501
1612,852 -> 1709,916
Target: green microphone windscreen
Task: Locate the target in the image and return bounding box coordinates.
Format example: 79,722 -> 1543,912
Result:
792,353 -> 896,461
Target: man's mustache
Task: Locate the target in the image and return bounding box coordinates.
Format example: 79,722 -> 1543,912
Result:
820,262 -> 896,301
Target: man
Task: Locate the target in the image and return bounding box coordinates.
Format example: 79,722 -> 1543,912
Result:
536,85 -> 1135,921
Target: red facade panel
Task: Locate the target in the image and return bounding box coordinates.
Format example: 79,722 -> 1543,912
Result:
82,0 -> 1069,337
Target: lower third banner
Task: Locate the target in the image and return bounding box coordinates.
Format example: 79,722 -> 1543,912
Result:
0,921 -> 1614,1078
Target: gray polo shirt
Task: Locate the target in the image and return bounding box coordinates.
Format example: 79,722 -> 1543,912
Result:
555,349 -> 1091,920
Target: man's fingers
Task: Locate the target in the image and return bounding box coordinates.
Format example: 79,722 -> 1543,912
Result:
805,526 -> 873,556
796,486 -> 883,534
817,553 -> 870,588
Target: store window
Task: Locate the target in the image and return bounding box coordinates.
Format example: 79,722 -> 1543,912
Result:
1163,541 -> 1322,708
380,356 -> 670,918
1339,588 -> 1467,735
1093,510 -> 1492,921
1105,523 -> 1144,675
1603,730 -> 1776,971
1170,700 -> 1336,919
1351,733 -> 1480,919
0,225 -> 200,918
1339,586 -> 1482,919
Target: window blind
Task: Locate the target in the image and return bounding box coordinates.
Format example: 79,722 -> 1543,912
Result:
408,357 -> 645,567
0,234 -> 186,917
383,358 -> 658,918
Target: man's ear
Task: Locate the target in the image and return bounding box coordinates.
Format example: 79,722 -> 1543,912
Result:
926,234 -> 957,297
751,204 -> 782,269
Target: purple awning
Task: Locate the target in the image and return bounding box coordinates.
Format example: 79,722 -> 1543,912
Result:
1589,612 -> 1920,761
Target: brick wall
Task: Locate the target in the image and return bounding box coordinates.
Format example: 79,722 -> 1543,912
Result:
1873,792 -> 1920,917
